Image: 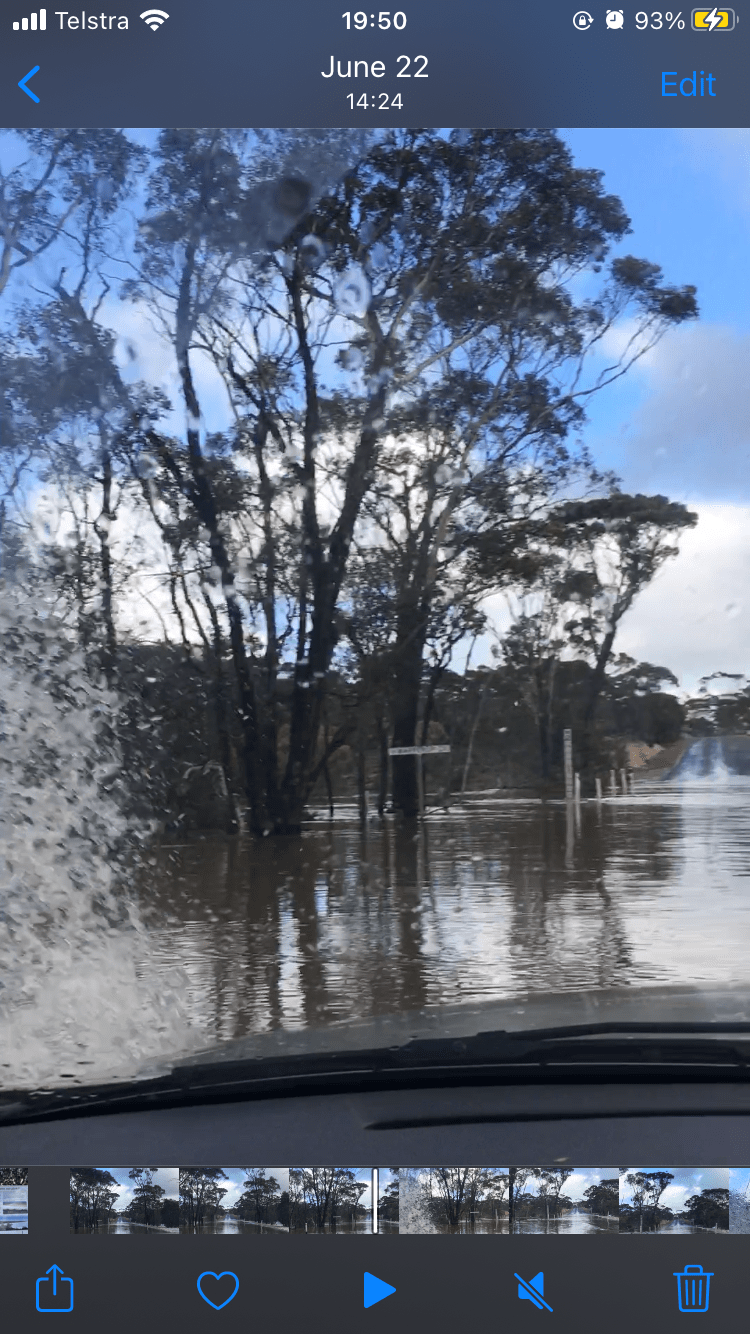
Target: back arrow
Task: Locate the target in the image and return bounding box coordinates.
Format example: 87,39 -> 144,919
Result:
19,66 -> 40,102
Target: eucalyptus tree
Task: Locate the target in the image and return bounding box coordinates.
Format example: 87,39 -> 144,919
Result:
155,128 -> 697,825
557,493 -> 698,728
496,494 -> 696,780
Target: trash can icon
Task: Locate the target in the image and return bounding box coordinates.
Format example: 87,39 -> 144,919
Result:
674,1265 -> 713,1313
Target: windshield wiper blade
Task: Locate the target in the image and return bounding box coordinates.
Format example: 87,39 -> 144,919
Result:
2,1021 -> 750,1125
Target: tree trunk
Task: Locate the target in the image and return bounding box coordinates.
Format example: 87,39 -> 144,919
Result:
462,682 -> 485,793
95,442 -> 117,688
584,626 -> 617,725
173,241 -> 271,832
376,706 -> 389,816
391,605 -> 428,816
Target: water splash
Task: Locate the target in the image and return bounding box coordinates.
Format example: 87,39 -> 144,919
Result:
398,1170 -> 438,1233
667,736 -> 750,785
729,1189 -> 750,1233
0,577 -> 196,1089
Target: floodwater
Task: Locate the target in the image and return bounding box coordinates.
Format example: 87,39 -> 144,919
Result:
455,1212 -> 619,1235
139,777 -> 750,1045
401,1211 -> 617,1235
183,1219 -> 287,1234
621,1221 -> 728,1235
512,1212 -> 619,1234
92,1221 -> 177,1234
291,1216 -> 372,1234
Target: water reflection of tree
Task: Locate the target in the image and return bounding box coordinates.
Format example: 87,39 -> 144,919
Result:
142,796 -> 687,1037
501,802 -> 681,994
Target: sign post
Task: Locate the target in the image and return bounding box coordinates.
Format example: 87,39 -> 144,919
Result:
388,745 -> 451,817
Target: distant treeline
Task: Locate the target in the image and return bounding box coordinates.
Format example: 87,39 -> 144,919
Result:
116,644 -> 694,831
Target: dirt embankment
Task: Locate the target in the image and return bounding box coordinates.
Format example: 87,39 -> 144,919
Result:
628,738 -> 691,778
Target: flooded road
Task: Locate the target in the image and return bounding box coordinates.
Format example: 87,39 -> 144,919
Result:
184,1219 -> 287,1234
94,1222 -> 177,1234
449,1213 -> 619,1234
512,1213 -> 620,1234
140,783 -> 750,1045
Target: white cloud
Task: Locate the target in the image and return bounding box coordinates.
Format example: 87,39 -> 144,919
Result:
617,502 -> 750,689
478,503 -> 750,691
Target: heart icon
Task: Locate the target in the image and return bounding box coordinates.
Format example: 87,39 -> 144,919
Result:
197,1271 -> 240,1310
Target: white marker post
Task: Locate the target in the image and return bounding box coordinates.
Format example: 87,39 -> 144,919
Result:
563,729 -> 573,801
388,745 -> 451,817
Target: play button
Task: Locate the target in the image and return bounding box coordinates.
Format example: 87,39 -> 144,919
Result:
364,1272 -> 396,1309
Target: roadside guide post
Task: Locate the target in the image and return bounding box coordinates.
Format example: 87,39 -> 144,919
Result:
563,728 -> 573,801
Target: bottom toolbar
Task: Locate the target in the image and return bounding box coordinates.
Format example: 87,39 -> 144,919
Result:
2,1240 -> 743,1331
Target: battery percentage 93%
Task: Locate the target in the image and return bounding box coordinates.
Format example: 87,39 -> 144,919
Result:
635,10 -> 685,25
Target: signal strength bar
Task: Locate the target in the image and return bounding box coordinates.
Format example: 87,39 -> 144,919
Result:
13,8 -> 46,28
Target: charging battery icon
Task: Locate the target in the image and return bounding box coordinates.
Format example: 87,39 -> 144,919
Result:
692,7 -> 736,29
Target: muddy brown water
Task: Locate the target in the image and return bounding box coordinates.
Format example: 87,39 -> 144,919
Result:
139,784 -> 750,1047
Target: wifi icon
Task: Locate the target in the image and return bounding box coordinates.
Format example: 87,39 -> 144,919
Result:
140,8 -> 168,28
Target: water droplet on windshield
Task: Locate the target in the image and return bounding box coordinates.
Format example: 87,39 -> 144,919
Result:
299,234 -> 326,269
341,346 -> 365,371
333,266 -> 371,318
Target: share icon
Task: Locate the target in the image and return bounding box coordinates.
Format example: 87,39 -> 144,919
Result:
515,1272 -> 553,1312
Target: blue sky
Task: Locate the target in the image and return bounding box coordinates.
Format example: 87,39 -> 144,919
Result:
561,128 -> 750,498
484,128 -> 750,691
100,1167 -> 178,1212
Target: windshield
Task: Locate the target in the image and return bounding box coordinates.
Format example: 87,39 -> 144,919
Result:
1,125 -> 747,1089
